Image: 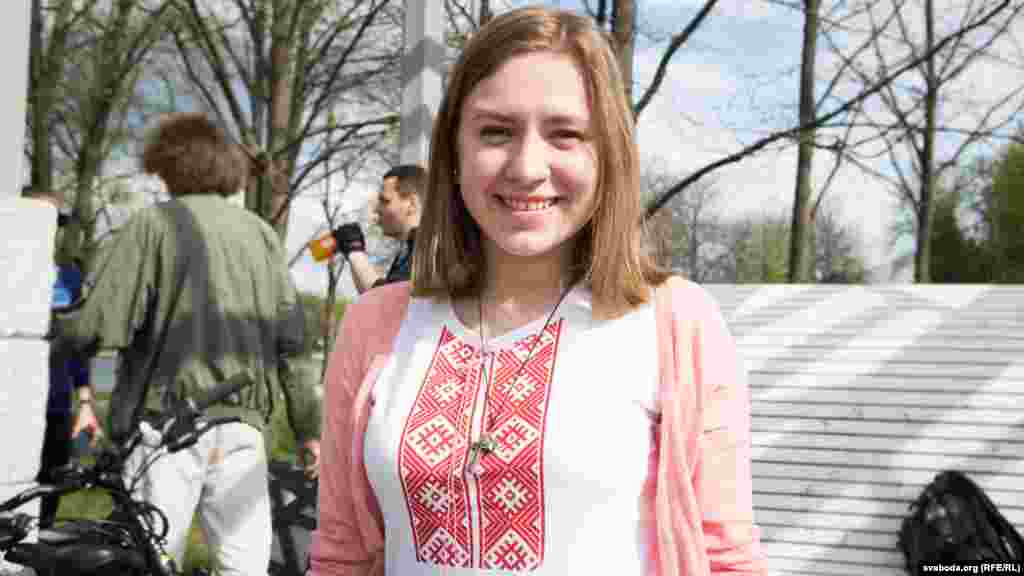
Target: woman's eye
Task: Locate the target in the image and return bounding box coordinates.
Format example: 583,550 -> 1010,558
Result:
479,126 -> 512,143
552,130 -> 585,143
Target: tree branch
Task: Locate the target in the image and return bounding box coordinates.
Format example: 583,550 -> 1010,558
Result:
294,0 -> 391,148
642,0 -> 1016,220
177,0 -> 253,141
633,0 -> 717,117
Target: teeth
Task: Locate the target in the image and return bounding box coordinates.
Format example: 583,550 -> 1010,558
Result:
502,197 -> 556,211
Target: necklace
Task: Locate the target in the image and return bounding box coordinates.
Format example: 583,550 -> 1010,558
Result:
438,283 -> 573,572
465,283 -> 573,475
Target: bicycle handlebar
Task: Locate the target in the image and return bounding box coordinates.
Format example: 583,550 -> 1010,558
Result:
0,373 -> 252,516
195,374 -> 250,412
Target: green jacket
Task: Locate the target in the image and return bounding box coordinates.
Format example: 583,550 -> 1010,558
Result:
57,195 -> 321,445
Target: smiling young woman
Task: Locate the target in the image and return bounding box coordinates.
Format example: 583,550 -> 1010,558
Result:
310,6 -> 768,576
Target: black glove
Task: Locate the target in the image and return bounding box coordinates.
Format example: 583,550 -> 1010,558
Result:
333,223 -> 366,256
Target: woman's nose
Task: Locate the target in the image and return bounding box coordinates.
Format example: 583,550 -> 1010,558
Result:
504,130 -> 550,185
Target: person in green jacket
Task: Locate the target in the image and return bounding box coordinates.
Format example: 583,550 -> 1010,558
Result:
54,112 -> 321,576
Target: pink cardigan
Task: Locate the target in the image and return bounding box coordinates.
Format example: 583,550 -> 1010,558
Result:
309,277 -> 768,575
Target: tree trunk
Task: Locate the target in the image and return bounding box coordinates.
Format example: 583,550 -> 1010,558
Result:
66,9 -> 120,264
70,139 -> 102,265
245,2 -> 268,216
915,0 -> 937,283
611,0 -> 635,103
28,0 -> 74,202
788,0 -> 819,283
28,0 -> 51,196
266,0 -> 294,243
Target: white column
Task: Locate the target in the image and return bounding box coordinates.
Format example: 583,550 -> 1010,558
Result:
1,3 -> 49,567
0,197 -> 52,568
399,0 -> 445,166
2,0 -> 31,197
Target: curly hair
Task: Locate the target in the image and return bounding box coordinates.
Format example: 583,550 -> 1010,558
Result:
140,113 -> 249,197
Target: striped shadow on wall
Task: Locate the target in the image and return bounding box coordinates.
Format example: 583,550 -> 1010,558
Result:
704,284 -> 1024,576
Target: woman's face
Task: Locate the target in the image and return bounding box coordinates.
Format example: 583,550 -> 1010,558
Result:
456,51 -> 598,267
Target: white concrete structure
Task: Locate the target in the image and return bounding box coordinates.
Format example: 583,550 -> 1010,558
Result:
1,2 -> 47,573
706,284 -> 1024,575
398,0 -> 444,166
0,197 -> 53,574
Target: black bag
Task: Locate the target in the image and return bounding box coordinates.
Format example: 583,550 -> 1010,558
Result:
898,470 -> 1024,574
268,460 -> 318,576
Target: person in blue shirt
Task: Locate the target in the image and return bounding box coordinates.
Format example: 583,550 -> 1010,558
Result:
27,188 -> 99,528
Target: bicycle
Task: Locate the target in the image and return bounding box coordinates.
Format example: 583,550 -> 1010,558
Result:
0,374 -> 252,576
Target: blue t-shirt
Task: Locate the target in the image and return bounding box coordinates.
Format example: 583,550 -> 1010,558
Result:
48,263 -> 89,415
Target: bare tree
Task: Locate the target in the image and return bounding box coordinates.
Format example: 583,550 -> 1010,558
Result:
812,198 -> 867,283
584,0 -> 1021,285
716,218 -> 757,283
27,0 -> 72,199
641,0 -> 1021,241
642,162 -> 724,281
309,113 -> 381,373
789,0 -> 821,282
830,0 -> 1024,282
582,0 -> 716,116
26,0 -> 174,265
167,0 -> 401,242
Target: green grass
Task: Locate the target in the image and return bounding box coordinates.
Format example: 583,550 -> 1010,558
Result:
55,392 -> 303,573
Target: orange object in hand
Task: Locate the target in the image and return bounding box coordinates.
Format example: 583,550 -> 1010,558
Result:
308,223 -> 365,262
309,232 -> 338,262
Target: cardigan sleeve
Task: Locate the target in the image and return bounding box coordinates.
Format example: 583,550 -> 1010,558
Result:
649,277 -> 769,576
309,283 -> 412,576
689,286 -> 768,575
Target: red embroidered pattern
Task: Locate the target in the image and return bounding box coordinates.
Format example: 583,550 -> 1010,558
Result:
398,328 -> 479,568
476,322 -> 561,570
397,322 -> 563,571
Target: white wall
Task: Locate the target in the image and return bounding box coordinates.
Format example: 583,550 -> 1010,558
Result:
706,284 -> 1024,575
1,3 -> 46,572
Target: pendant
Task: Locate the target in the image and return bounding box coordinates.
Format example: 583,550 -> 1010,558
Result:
467,433 -> 496,476
467,446 -> 484,476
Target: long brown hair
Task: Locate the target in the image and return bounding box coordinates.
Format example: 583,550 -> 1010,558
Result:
411,6 -> 668,317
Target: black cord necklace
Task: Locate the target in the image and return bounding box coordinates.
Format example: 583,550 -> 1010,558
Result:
466,282 -> 573,475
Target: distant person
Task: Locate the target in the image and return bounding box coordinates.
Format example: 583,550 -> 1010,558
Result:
54,113 -> 322,575
24,187 -> 99,528
333,165 -> 426,293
